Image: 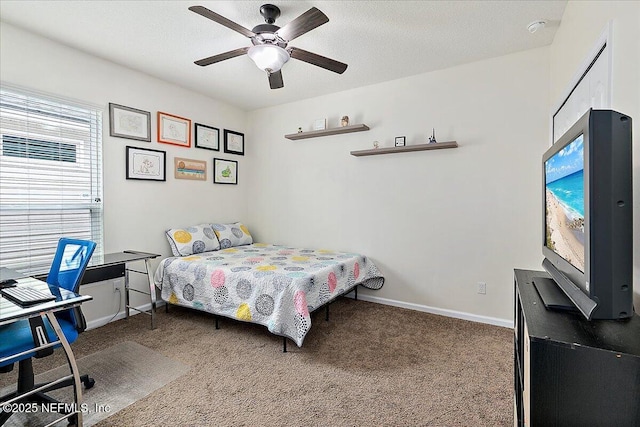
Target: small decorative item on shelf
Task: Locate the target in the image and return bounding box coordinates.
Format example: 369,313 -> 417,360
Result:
395,136 -> 406,147
297,127 -> 302,133
373,141 -> 379,149
340,116 -> 349,127
313,118 -> 327,131
429,128 -> 437,144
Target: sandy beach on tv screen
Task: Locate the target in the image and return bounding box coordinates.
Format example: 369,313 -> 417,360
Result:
546,190 -> 585,272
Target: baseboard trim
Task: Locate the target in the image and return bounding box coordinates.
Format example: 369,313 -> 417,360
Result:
347,293 -> 513,329
85,300 -> 165,331
87,294 -> 512,330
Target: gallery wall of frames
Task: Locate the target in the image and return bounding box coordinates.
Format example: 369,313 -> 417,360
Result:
109,102 -> 244,185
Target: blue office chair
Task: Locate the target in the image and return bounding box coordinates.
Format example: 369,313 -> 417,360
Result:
0,238 -> 97,425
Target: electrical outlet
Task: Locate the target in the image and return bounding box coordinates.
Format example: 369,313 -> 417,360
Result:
477,282 -> 487,294
113,281 -> 122,293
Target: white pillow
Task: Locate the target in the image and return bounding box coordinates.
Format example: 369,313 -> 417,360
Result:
211,222 -> 253,249
165,224 -> 220,256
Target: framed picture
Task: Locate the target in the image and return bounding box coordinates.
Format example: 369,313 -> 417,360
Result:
158,111 -> 191,147
126,146 -> 166,181
174,157 -> 207,181
313,118 -> 327,130
195,123 -> 220,151
109,103 -> 151,142
213,158 -> 238,185
395,136 -> 406,147
223,129 -> 244,155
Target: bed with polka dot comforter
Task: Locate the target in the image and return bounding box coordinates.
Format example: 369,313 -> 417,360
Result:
153,243 -> 385,347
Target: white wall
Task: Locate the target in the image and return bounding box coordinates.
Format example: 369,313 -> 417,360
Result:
8,2 -> 634,327
549,1 -> 640,308
247,47 -> 550,323
0,22 -> 249,326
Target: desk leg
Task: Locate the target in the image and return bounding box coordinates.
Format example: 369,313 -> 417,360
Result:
124,265 -> 131,320
121,257 -> 156,330
145,258 -> 156,330
45,312 -> 83,427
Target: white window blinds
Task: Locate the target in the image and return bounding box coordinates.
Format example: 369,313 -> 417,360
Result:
0,84 -> 103,275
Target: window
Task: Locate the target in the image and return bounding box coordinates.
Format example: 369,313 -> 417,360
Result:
0,85 -> 103,275
552,24 -> 612,143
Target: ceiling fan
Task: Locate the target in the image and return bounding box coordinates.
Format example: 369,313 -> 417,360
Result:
189,4 -> 348,89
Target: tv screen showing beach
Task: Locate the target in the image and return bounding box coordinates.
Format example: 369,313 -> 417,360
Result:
545,134 -> 585,272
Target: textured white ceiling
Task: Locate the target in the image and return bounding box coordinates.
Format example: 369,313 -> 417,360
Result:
0,1 -> 567,111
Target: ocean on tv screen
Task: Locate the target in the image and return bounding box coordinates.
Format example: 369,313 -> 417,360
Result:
545,135 -> 585,272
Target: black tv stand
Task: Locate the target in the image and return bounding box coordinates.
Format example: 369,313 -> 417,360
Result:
514,269 -> 640,426
531,276 -> 578,312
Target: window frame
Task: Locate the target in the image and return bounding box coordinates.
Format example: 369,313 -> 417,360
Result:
0,83 -> 104,275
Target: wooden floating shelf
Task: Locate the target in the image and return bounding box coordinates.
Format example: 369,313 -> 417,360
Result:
350,141 -> 458,157
285,124 -> 370,140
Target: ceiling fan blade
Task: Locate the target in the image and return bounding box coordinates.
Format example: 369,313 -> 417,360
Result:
275,7 -> 328,42
189,5 -> 256,38
289,47 -> 348,74
194,47 -> 249,66
268,70 -> 284,89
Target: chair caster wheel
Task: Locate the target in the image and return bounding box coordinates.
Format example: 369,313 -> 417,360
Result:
83,377 -> 95,389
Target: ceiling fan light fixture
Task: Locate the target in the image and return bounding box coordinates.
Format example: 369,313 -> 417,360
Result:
247,44 -> 290,73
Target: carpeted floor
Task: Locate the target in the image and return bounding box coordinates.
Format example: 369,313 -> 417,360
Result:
2,341 -> 189,427
1,298 -> 513,426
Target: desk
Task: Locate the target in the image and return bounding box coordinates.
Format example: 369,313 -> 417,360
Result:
0,267 -> 92,426
11,250 -> 160,329
83,251 -> 160,329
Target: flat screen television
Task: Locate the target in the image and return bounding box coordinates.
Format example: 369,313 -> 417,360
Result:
534,109 -> 633,320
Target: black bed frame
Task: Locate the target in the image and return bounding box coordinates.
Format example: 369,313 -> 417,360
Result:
164,285 -> 359,352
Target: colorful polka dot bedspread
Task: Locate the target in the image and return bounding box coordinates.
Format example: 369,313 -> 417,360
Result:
153,243 -> 385,347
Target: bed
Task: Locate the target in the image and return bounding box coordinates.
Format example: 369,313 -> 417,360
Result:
153,223 -> 384,348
